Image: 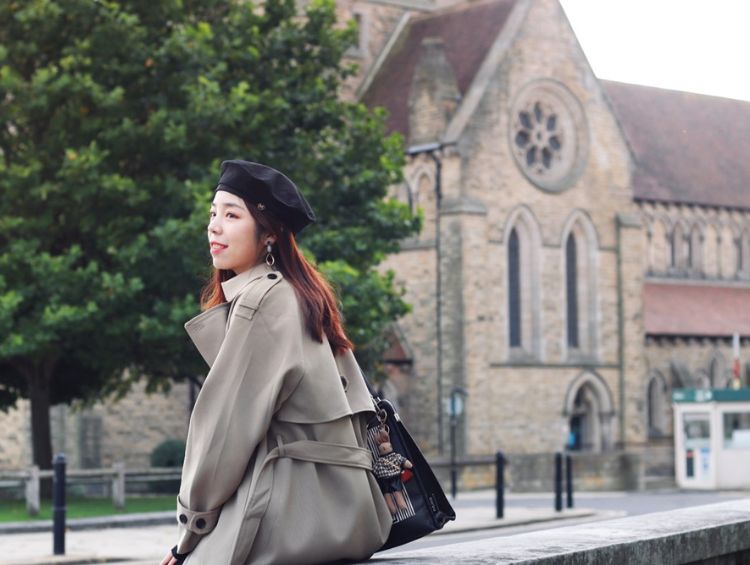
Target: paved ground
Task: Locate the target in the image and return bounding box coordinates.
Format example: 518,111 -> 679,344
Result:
477,488 -> 750,516
2,489 -> 748,565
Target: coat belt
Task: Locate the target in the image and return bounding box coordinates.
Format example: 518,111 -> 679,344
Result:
273,438 -> 374,471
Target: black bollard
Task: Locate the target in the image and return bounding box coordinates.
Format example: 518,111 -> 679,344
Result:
53,453 -> 66,555
554,452 -> 563,512
566,454 -> 574,508
495,451 -> 505,519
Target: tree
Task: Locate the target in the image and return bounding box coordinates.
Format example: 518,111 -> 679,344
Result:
0,0 -> 419,472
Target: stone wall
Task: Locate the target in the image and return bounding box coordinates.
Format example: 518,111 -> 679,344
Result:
0,401 -> 31,470
0,380 -> 190,471
640,201 -> 750,281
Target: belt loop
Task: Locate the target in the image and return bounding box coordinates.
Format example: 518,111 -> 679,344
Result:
276,435 -> 285,457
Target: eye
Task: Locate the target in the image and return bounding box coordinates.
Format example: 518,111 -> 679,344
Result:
227,212 -> 238,219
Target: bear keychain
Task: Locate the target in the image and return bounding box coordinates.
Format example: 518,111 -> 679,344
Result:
372,426 -> 413,517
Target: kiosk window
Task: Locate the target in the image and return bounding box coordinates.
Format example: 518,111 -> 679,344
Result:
723,412 -> 750,449
684,414 -> 710,441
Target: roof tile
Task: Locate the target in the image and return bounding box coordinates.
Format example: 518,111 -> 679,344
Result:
362,0 -> 516,139
643,282 -> 750,337
604,81 -> 750,209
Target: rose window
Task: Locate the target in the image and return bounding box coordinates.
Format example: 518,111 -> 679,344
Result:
514,101 -> 563,174
508,81 -> 588,192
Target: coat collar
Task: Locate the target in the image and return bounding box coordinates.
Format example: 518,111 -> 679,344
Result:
185,262 -> 276,368
221,262 -> 275,301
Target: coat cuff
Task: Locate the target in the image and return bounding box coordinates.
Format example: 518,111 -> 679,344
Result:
176,529 -> 201,555
176,496 -> 221,534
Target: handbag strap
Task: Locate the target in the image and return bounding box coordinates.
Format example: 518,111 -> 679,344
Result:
359,368 -> 380,400
357,366 -> 392,431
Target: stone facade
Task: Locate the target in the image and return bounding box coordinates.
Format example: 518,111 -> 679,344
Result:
377,0 -> 647,458
638,199 -> 750,441
358,0 -> 750,478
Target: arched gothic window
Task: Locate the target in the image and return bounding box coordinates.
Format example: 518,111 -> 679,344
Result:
503,207 -> 542,358
739,230 -> 750,277
561,212 -> 598,359
649,219 -> 669,275
686,225 -> 702,275
647,372 -> 668,438
708,352 -> 728,388
671,223 -> 686,271
566,234 -> 579,348
734,237 -> 742,275
411,171 -> 435,240
508,229 -> 521,347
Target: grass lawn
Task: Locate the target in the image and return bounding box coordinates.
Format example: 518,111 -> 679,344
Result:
0,495 -> 176,522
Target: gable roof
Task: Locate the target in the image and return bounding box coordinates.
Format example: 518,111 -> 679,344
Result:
603,81 -> 750,210
361,0 -> 517,140
362,1 -> 750,211
643,282 -> 750,338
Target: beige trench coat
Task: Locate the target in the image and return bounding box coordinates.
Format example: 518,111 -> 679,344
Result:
175,262 -> 392,564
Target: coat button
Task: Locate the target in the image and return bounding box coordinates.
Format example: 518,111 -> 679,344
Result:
179,514 -> 187,524
196,518 -> 206,529
267,273 -> 278,279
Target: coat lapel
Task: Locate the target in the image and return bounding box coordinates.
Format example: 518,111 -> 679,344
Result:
183,264 -> 274,368
184,302 -> 231,368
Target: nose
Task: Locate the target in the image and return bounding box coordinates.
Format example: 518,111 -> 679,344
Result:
207,216 -> 221,234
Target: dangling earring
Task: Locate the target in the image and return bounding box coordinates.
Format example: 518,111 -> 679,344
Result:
265,241 -> 275,267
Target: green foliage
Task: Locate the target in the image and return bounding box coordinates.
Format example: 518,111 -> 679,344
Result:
320,261 -> 410,382
150,438 -> 186,468
0,0 -> 419,423
150,438 -> 185,493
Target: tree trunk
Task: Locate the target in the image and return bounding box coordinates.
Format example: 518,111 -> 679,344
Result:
29,375 -> 53,470
27,357 -> 56,498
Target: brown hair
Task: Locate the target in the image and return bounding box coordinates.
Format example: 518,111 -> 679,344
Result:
200,198 -> 353,355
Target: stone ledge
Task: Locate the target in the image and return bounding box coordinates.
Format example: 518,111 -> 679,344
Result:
378,498 -> 750,564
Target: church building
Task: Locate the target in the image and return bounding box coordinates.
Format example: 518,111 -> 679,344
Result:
340,0 -> 750,485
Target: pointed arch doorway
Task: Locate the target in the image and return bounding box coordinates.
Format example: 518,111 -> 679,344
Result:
564,372 -> 615,452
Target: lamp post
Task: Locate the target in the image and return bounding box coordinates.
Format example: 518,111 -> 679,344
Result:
405,141 -> 455,454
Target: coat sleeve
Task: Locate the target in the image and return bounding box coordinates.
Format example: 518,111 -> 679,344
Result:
175,282 -> 304,554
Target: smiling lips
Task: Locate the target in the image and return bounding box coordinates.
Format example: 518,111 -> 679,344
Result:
210,242 -> 228,254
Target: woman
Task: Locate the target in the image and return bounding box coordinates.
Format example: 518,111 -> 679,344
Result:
161,160 -> 392,565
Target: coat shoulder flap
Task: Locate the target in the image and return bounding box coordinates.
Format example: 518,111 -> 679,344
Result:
273,343 -> 355,424
232,271 -> 284,322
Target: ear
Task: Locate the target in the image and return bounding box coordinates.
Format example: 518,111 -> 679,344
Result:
263,235 -> 277,246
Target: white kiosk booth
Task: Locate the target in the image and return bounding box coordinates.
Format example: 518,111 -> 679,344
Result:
673,388 -> 750,489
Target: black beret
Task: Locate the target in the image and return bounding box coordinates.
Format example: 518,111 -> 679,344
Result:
215,160 -> 316,234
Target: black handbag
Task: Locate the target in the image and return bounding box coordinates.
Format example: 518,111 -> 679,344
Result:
362,379 -> 456,551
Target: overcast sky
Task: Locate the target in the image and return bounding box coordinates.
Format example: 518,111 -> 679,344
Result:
559,0 -> 750,102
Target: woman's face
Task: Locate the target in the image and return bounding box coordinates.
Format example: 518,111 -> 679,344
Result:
207,190 -> 263,274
